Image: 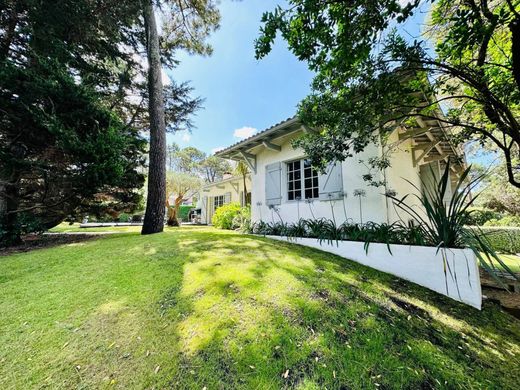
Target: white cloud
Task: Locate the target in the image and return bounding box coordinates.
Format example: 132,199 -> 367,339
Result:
211,146 -> 225,154
233,126 -> 257,139
182,133 -> 191,142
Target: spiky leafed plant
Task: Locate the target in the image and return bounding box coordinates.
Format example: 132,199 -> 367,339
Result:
387,160 -> 518,286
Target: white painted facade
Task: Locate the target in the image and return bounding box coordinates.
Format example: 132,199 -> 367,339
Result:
216,118 -> 461,227
196,175 -> 251,225
251,130 -> 450,226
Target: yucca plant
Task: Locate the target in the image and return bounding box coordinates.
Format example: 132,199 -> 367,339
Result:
387,160 -> 518,288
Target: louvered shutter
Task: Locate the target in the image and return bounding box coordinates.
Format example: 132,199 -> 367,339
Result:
201,196 -> 208,224
225,192 -> 232,204
319,162 -> 343,200
265,162 -> 282,206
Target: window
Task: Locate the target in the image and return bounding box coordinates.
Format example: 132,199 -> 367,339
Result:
213,195 -> 225,212
287,159 -> 319,201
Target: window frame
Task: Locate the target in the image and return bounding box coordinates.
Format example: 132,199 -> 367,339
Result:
285,158 -> 319,202
213,194 -> 225,212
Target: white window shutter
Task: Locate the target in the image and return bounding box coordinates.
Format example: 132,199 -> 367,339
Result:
265,162 -> 282,206
201,196 -> 208,223
225,192 -> 232,204
319,162 -> 343,200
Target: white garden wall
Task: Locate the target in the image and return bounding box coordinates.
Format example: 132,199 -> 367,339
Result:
266,236 -> 482,309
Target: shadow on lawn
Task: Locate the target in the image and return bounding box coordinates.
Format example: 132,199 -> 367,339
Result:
149,229 -> 520,389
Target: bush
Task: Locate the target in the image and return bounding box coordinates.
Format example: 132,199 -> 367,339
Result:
212,203 -> 249,230
484,215 -> 520,227
178,205 -> 193,222
479,227 -> 520,254
463,207 -> 502,226
131,214 -> 143,223
118,213 -> 131,222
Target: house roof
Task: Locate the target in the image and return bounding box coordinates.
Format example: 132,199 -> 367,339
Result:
214,116 -> 301,160
201,174 -> 251,189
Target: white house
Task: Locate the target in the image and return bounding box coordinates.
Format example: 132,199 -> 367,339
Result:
195,173 -> 252,224
215,116 -> 464,226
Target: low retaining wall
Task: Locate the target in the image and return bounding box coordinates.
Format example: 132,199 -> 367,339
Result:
265,236 -> 482,309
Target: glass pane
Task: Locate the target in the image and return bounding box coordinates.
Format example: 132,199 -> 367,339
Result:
304,159 -> 311,168
294,170 -> 301,180
314,188 -> 319,198
294,160 -> 301,170
305,178 -> 312,188
295,189 -> 301,198
288,181 -> 293,191
305,189 -> 312,199
295,180 -> 301,190
313,177 -> 318,187
289,172 -> 293,181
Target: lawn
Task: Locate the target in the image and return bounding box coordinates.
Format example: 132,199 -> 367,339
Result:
49,222 -> 141,234
495,254 -> 520,273
1,227 -> 519,389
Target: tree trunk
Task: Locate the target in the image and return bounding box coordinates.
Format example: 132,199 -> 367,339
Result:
166,196 -> 183,226
141,0 -> 167,235
0,179 -> 22,246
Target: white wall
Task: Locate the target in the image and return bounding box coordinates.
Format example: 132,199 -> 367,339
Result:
197,176 -> 251,224
384,131 -> 424,224
251,131 -> 422,225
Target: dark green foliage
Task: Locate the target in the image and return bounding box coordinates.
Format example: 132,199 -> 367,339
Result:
178,205 -> 194,222
118,213 -> 132,223
463,207 -> 503,226
0,0 -> 146,245
479,227 -> 520,254
250,219 -> 427,250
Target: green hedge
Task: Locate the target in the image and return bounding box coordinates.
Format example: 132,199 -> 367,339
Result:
464,207 -> 502,226
484,215 -> 520,227
479,227 -> 520,254
178,205 -> 193,222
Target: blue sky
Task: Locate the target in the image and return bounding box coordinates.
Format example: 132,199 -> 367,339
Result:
167,0 -> 430,155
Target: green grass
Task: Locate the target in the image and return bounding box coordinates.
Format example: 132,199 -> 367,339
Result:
49,222 -> 141,233
1,227 -> 519,389
494,254 -> 520,273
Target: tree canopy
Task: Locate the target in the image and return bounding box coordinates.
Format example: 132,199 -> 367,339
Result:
0,0 -> 214,244
0,0 -> 146,245
167,142 -> 232,182
256,0 -> 520,187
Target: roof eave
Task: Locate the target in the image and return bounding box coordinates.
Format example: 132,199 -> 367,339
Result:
215,116 -> 301,159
